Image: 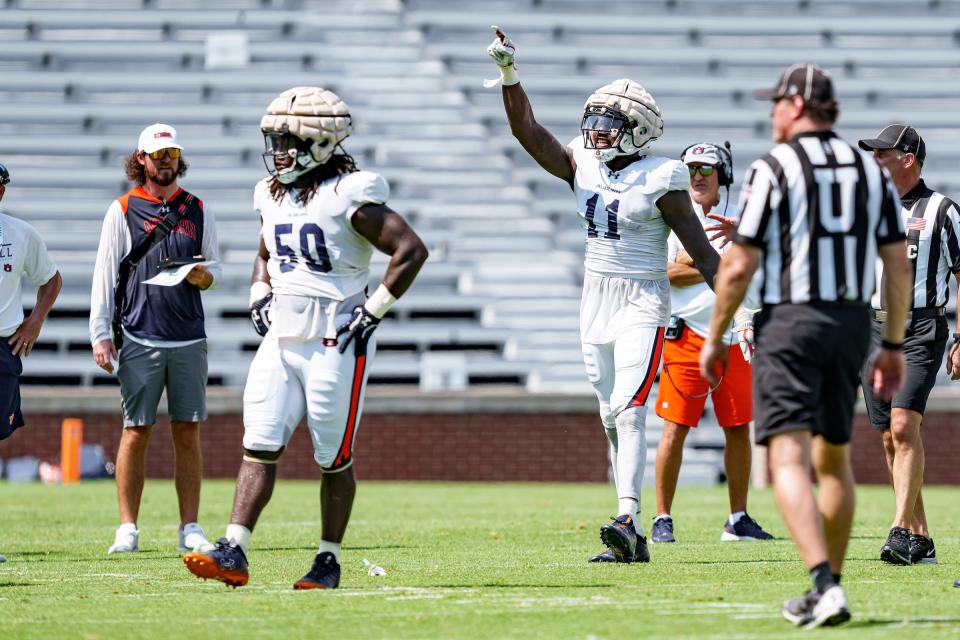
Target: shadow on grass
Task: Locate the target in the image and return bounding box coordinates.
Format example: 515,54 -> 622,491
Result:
432,583 -> 616,589
849,618 -> 960,628
0,582 -> 39,587
675,559 -> 797,565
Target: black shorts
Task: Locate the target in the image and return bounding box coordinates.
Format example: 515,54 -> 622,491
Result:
0,340 -> 24,441
752,303 -> 871,446
860,314 -> 948,430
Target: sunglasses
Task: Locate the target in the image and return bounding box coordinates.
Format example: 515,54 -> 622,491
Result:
688,165 -> 716,178
145,148 -> 181,160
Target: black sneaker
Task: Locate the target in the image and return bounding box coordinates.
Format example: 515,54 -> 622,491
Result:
909,534 -> 937,564
599,514 -> 637,563
651,516 -> 675,543
721,514 -> 774,541
183,537 -> 249,588
588,535 -> 650,563
880,527 -> 912,565
293,551 -> 341,590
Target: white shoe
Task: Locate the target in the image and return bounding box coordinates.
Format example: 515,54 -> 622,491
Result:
178,522 -> 215,554
804,585 -> 851,628
108,524 -> 140,554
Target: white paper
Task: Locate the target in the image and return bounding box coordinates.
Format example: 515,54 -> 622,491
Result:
143,260 -> 217,287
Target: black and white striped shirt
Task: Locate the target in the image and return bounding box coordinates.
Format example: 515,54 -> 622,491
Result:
734,130 -> 904,305
871,180 -> 960,310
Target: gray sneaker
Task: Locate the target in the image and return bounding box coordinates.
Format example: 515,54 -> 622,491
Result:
651,516 -> 675,543
782,586 -> 851,628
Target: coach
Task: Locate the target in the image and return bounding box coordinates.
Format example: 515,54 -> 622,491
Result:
858,124 -> 960,566
90,124 -> 220,556
699,64 -> 911,628
0,161 -> 62,562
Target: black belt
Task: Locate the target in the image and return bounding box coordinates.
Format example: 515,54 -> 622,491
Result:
872,307 -> 945,323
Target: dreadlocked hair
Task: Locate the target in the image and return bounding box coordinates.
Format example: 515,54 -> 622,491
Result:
268,150 -> 359,204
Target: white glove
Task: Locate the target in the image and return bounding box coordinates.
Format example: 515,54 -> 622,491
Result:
737,323 -> 754,363
733,308 -> 756,363
484,25 -> 519,87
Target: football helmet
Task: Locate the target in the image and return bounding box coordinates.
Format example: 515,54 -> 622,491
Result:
582,79 -> 663,162
260,87 -> 352,184
0,162 -> 10,186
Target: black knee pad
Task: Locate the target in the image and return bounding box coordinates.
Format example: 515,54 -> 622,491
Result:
243,446 -> 284,464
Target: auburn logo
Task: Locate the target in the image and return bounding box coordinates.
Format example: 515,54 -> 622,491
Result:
3,264 -> 10,272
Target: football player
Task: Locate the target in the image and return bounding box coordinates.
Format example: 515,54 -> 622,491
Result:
487,28 -> 720,563
183,87 -> 428,589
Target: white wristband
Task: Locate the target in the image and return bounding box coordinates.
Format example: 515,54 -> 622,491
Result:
501,64 -> 519,86
363,283 -> 397,319
249,281 -> 272,306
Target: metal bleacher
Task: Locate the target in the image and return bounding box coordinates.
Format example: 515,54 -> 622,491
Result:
2,0 -> 960,427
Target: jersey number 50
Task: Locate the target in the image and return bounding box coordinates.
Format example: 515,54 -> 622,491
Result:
274,223 -> 332,273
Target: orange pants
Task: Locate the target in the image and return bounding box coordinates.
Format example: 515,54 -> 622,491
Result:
655,325 -> 752,428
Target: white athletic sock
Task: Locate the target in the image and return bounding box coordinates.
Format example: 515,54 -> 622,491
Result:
319,540 -> 341,561
654,514 -> 671,522
225,524 -> 251,554
614,407 -> 647,528
729,511 -> 747,526
118,522 -> 138,533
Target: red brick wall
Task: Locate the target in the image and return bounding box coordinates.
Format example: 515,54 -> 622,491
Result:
2,411 -> 957,484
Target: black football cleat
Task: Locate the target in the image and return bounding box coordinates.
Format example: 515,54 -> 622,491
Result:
183,537 -> 249,588
598,515 -> 638,563
293,551 -> 341,590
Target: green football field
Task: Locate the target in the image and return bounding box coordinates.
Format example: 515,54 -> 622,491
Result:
1,480 -> 957,639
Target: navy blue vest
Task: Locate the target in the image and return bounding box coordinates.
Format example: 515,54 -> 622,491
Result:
119,186 -> 206,341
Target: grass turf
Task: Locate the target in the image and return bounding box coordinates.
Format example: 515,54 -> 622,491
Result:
1,480 -> 958,639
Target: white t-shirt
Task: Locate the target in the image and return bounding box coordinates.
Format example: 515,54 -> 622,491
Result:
0,213 -> 58,337
667,200 -> 759,345
569,137 -> 690,279
254,171 -> 386,301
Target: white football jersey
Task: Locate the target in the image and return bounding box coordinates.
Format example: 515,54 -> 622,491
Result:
570,137 -> 690,279
254,171 -> 388,301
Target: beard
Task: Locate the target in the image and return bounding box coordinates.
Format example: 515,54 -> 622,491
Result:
147,165 -> 177,187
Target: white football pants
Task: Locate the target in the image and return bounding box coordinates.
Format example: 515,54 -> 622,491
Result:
581,325 -> 665,507
242,334 -> 376,471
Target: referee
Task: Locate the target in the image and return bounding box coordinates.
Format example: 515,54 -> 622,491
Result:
858,124 -> 960,566
699,64 -> 911,629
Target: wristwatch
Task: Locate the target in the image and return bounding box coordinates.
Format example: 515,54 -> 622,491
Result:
953,332 -> 960,345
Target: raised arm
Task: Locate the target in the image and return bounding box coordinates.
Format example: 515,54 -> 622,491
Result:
488,27 -> 576,185
658,190 -> 720,289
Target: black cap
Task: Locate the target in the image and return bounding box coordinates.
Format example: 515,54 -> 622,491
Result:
0,162 -> 8,186
754,63 -> 834,102
858,124 -> 926,162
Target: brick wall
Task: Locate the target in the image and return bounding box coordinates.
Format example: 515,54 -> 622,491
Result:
2,409 -> 958,484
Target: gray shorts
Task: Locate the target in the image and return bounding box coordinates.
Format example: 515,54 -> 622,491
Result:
117,339 -> 208,427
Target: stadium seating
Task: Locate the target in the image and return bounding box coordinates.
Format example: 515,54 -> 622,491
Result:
2,0 -> 959,413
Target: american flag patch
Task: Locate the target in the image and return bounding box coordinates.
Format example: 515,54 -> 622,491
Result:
905,217 -> 926,231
